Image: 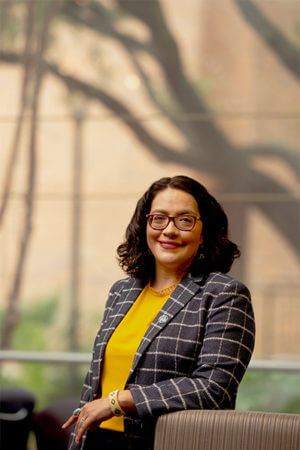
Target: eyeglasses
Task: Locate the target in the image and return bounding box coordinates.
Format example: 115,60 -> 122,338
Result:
146,214 -> 201,231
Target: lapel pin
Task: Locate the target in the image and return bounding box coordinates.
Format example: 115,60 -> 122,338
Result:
158,314 -> 168,324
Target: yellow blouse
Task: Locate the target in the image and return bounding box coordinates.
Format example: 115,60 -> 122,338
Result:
100,282 -> 178,432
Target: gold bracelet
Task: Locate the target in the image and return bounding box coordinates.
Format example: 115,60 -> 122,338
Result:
108,390 -> 125,417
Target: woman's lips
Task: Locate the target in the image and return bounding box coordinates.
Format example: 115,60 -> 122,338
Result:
159,241 -> 184,249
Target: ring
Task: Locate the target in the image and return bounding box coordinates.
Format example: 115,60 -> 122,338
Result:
80,417 -> 86,424
72,408 -> 81,416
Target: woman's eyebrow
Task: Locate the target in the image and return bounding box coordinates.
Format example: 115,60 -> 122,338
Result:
178,210 -> 198,215
150,209 -> 168,214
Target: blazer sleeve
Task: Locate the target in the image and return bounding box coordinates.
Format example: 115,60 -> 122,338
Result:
79,278 -> 126,401
129,278 -> 255,419
68,279 -> 126,450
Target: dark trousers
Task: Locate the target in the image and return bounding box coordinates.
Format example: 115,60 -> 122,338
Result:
84,427 -> 153,450
85,428 -> 132,450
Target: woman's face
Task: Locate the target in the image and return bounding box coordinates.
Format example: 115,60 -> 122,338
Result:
146,188 -> 203,275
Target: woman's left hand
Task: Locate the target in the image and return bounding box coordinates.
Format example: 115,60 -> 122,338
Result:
62,397 -> 113,444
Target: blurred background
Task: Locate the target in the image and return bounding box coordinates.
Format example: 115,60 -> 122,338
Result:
0,0 -> 299,422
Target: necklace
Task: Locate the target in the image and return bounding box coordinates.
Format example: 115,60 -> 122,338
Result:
148,279 -> 181,297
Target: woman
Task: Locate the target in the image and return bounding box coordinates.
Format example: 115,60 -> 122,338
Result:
63,175 -> 255,450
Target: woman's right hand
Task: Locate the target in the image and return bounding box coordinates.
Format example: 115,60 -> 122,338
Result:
62,397 -> 113,444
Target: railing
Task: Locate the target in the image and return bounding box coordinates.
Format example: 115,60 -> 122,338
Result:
0,350 -> 300,373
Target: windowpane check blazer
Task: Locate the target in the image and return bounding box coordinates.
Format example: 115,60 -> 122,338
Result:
68,271 -> 255,449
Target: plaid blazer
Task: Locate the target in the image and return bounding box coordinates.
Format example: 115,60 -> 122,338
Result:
69,271 -> 255,449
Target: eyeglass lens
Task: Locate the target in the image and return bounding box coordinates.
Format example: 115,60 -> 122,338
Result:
150,214 -> 196,230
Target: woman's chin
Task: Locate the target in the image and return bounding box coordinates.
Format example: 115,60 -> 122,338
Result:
156,257 -> 191,273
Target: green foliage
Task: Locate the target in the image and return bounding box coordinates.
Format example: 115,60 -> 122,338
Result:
0,1 -> 24,48
295,19 -> 300,38
22,294 -> 58,324
10,295 -> 59,351
194,77 -> 213,97
0,294 -> 87,408
0,362 -> 87,410
237,370 -> 300,414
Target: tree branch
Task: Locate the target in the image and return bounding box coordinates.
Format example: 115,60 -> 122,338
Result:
234,0 -> 300,79
61,0 -> 195,143
0,49 -> 193,163
45,59 -> 194,163
1,48 -> 298,259
246,144 -> 300,177
61,0 -> 153,55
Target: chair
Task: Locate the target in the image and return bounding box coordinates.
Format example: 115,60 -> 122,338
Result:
153,410 -> 300,450
0,387 -> 36,450
33,397 -> 78,450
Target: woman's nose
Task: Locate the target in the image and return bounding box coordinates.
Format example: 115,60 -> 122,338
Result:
163,220 -> 178,235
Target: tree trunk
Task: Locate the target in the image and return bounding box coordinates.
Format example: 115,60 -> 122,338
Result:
0,0 -> 35,227
69,109 -> 84,352
1,0 -> 58,348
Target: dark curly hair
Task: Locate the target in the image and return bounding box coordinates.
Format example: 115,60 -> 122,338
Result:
117,175 -> 240,280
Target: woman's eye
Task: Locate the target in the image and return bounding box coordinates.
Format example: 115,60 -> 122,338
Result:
154,215 -> 166,222
179,216 -> 193,224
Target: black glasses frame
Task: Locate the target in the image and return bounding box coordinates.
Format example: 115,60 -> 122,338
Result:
146,214 -> 201,231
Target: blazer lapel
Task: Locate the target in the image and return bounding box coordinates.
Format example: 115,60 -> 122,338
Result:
127,273 -> 204,379
100,277 -> 145,353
